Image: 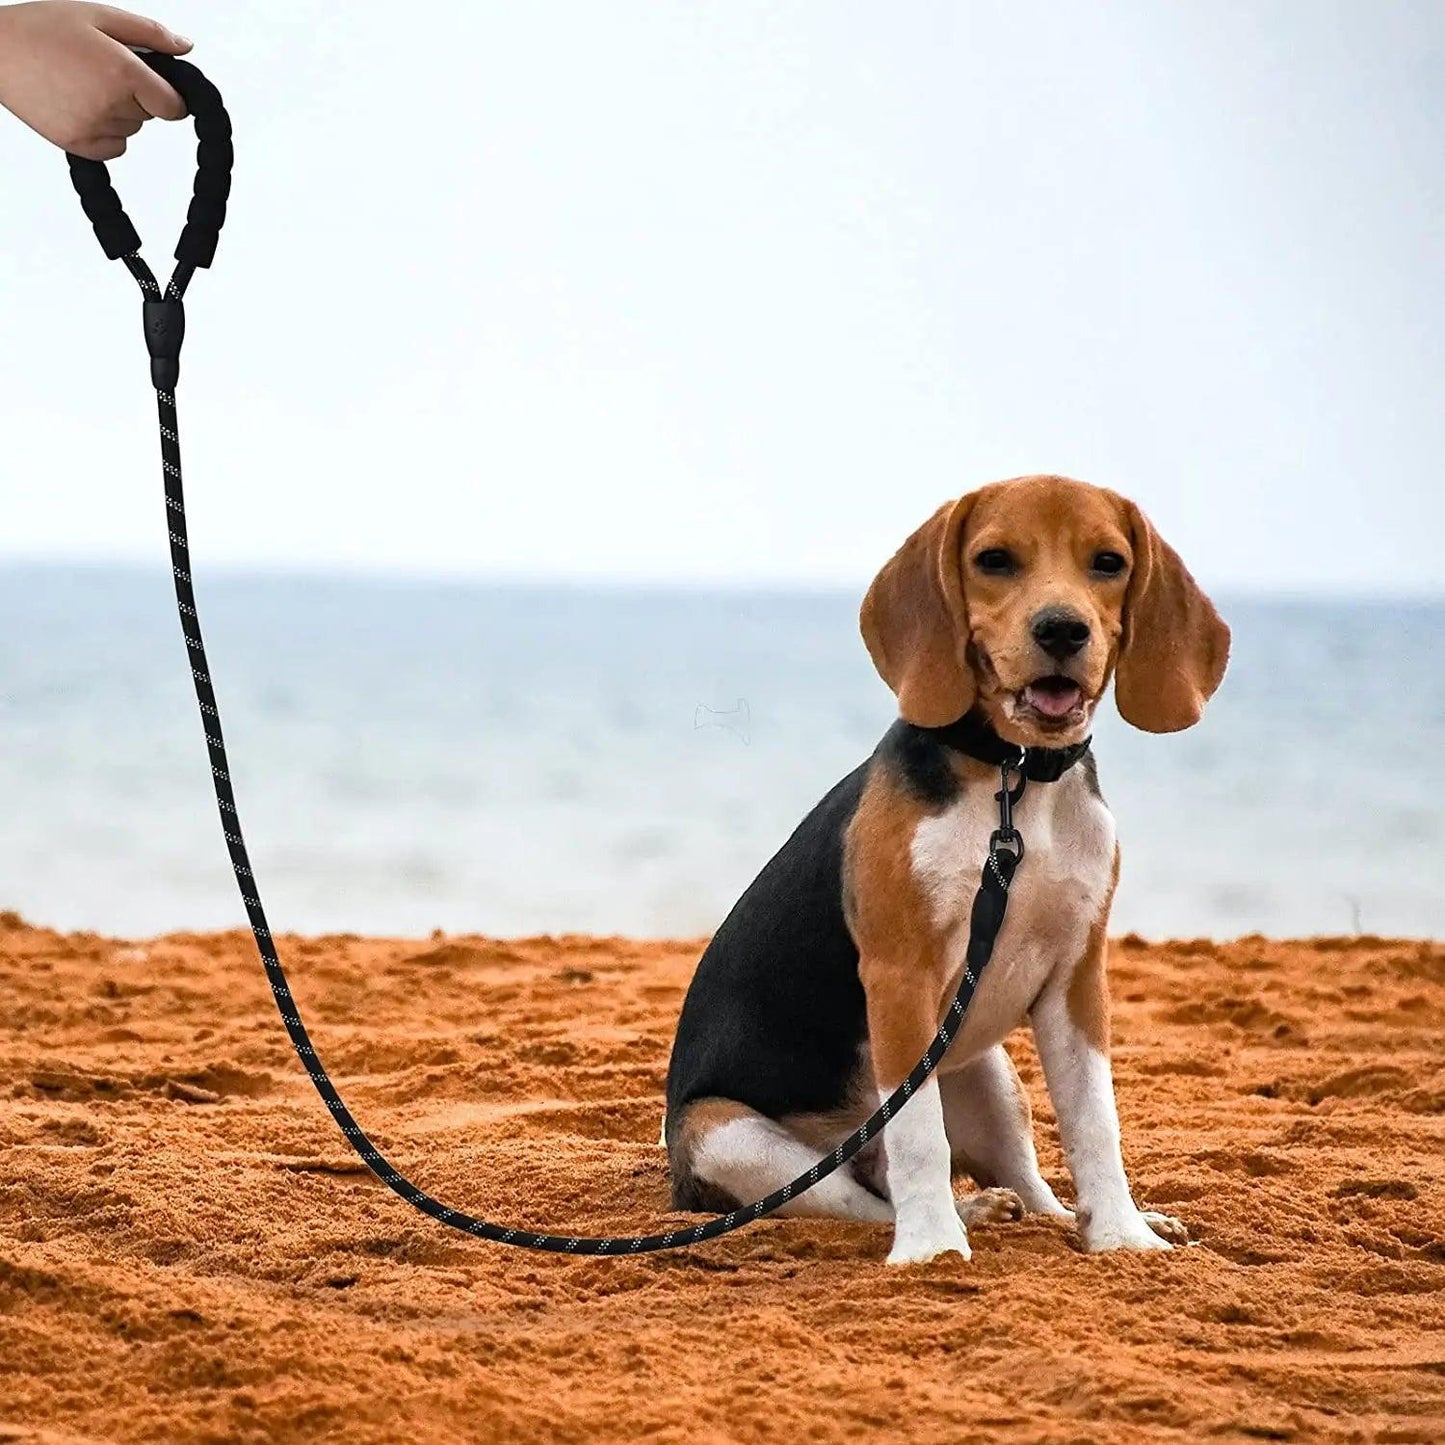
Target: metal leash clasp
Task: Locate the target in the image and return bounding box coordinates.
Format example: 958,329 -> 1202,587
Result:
990,754 -> 1026,862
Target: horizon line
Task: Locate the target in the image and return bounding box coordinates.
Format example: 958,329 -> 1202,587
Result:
0,553 -> 1440,607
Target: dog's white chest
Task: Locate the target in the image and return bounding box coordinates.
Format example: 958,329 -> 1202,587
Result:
909,769 -> 1117,1060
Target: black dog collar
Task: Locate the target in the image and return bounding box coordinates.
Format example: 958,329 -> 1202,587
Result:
927,710 -> 1091,783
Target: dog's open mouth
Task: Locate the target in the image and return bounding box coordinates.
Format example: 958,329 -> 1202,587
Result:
1019,675 -> 1084,724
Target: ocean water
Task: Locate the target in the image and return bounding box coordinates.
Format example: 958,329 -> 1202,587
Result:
1,564 -> 1441,941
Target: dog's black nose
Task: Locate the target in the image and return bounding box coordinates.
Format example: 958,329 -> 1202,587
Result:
1031,608 -> 1091,660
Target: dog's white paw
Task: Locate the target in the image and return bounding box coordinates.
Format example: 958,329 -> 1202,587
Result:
1081,1208 -> 1178,1253
1141,1209 -> 1188,1245
956,1187 -> 1024,1227
887,1209 -> 972,1266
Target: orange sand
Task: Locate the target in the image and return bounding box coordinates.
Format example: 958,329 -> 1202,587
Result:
1,911 -> 1442,1443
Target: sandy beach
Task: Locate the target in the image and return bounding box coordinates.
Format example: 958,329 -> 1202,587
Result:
1,911 -> 1442,1442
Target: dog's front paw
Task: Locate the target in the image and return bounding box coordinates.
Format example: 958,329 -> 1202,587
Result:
956,1187 -> 1024,1227
1141,1209 -> 1188,1245
887,1208 -> 972,1266
1080,1208 -> 1178,1253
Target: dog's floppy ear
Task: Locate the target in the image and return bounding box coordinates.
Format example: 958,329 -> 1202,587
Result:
860,495 -> 976,727
1115,502 -> 1230,733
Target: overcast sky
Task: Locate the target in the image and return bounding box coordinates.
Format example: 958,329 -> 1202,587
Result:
2,1 -> 1441,594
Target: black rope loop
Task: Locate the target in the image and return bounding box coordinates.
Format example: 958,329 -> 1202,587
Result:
69,59 -> 1028,1254
66,51 -> 233,282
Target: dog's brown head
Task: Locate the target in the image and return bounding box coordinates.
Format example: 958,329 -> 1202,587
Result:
860,475 -> 1230,747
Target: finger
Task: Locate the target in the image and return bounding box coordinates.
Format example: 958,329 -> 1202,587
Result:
107,90 -> 151,127
106,113 -> 145,138
73,135 -> 129,162
90,6 -> 192,53
133,66 -> 187,121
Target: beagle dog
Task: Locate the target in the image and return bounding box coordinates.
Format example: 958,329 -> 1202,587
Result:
664,475 -> 1229,1264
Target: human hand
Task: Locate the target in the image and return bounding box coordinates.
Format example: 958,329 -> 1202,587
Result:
0,2 -> 191,159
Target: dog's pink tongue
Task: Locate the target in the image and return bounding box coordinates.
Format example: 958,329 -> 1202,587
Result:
1025,683 -> 1081,718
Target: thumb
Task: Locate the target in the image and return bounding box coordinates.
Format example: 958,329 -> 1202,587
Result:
91,6 -> 193,54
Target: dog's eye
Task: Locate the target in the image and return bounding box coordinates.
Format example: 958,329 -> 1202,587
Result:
1091,550 -> 1127,577
974,548 -> 1016,576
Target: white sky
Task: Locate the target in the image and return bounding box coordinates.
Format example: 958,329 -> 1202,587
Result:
2,0 -> 1441,593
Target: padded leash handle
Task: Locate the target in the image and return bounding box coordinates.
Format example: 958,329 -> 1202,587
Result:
67,53 -> 232,388
66,52 -> 233,270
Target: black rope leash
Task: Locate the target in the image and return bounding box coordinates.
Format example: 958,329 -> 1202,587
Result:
67,55 -> 1033,1254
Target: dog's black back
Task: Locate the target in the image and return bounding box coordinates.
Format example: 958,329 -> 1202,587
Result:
664,761 -> 871,1132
